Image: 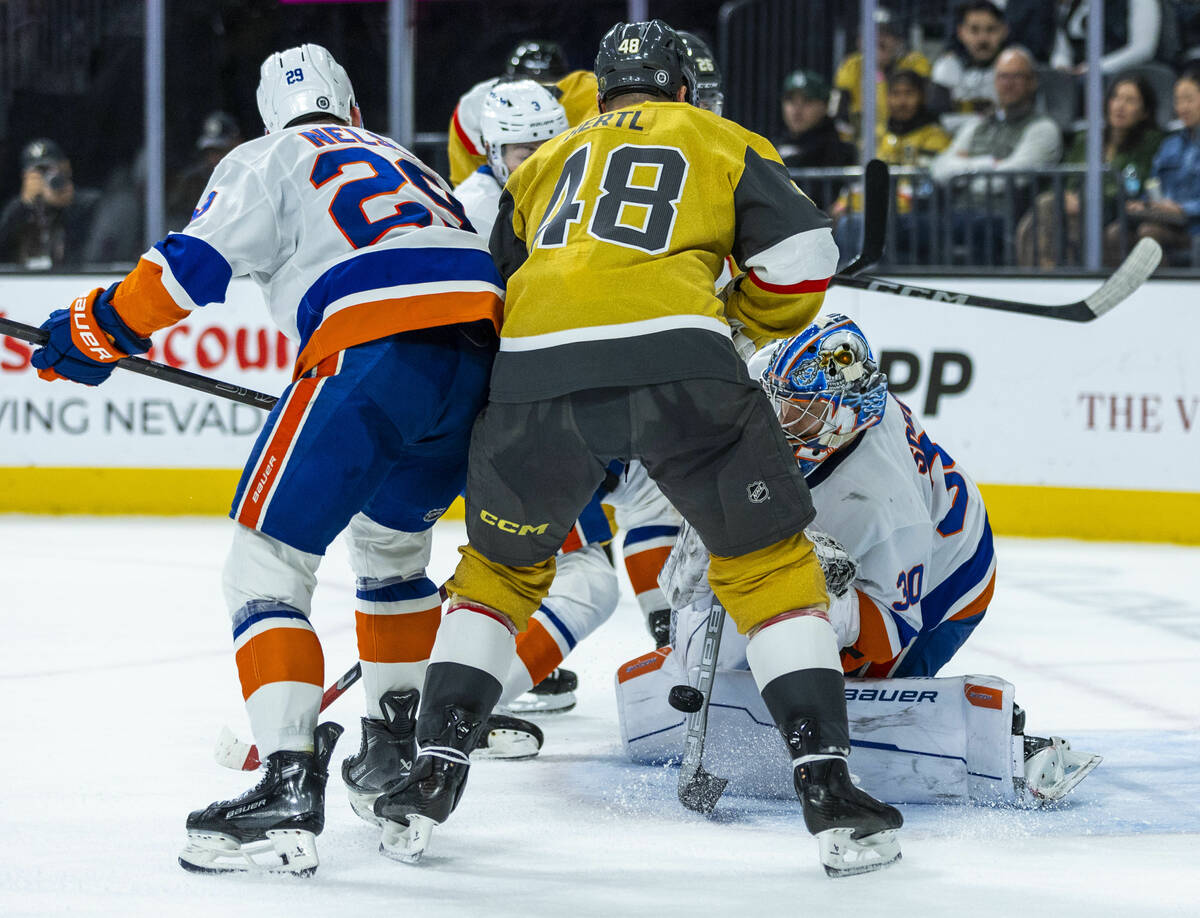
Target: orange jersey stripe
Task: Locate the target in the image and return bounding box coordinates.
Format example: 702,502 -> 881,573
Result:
234,356 -> 334,529
293,290 -> 504,380
949,570 -> 996,621
514,618 -> 566,687
234,626 -> 324,700
850,590 -> 897,664
112,257 -> 192,337
560,526 -> 583,553
354,607 -> 442,664
624,545 -> 673,596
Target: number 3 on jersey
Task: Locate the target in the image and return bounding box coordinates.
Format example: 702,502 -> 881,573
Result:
535,143 -> 689,254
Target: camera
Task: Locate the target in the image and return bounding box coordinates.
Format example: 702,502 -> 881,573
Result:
35,164 -> 71,193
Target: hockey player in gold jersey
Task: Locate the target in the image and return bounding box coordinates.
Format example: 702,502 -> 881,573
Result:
376,20 -> 903,876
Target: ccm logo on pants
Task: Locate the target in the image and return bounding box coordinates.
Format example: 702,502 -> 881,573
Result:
479,510 -> 548,536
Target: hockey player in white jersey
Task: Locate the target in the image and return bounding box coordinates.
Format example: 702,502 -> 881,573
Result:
28,43 -> 522,877
454,79 -> 568,242
617,314 -> 1101,807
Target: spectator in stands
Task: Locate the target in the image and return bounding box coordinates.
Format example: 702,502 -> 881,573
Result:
0,138 -> 100,270
167,111 -> 243,229
873,70 -> 953,164
833,7 -> 930,142
1016,74 -> 1163,267
931,47 -> 1062,264
1117,67 -> 1200,263
1049,0 -> 1162,75
773,69 -> 857,210
832,70 -> 951,264
930,1 -> 1009,132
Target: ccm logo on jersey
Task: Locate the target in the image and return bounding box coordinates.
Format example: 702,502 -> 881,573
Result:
479,509 -> 548,536
71,297 -> 118,362
844,688 -> 938,703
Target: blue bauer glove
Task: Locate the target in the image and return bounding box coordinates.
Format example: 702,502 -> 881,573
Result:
31,284 -> 152,386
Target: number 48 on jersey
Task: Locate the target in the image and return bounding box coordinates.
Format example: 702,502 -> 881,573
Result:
534,144 -> 689,255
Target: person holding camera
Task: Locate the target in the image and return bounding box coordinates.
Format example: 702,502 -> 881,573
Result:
0,138 -> 98,270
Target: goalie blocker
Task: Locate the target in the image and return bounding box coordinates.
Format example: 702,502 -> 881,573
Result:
615,619 -> 1099,806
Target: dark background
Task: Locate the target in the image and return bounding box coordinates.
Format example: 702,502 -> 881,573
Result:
0,0 -> 725,198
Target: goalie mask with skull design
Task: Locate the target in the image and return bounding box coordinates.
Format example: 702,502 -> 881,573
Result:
760,314 -> 888,472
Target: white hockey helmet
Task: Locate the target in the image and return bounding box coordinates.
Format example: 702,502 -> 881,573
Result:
256,43 -> 356,134
480,79 -> 568,183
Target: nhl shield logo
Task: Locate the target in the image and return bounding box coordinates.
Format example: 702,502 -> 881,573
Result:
746,481 -> 770,503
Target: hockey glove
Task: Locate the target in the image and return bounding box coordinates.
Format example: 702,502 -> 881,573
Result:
31,284 -> 151,386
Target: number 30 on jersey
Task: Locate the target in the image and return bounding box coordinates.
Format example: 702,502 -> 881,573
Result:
534,144 -> 690,255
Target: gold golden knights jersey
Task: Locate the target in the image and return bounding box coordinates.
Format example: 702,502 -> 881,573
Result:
488,101 -> 839,402
447,70 -> 600,186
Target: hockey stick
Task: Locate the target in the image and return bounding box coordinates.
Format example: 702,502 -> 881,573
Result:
837,159 -> 890,277
675,599 -> 729,814
831,236 -> 1162,322
0,316 -> 280,410
215,663 -> 363,771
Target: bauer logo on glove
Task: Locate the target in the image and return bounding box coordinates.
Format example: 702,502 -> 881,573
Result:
70,293 -> 121,362
30,284 -> 152,386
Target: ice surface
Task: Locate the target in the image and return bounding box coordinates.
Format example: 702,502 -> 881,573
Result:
1,518 -> 1197,916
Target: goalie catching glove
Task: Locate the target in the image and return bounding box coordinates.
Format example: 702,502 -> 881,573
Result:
31,284 -> 151,386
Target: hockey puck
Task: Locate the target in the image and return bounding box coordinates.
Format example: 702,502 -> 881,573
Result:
668,684 -> 704,713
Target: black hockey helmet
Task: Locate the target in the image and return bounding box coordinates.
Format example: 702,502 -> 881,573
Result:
676,30 -> 724,114
594,20 -> 695,104
505,40 -> 569,81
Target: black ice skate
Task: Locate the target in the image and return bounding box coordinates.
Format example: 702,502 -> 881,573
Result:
374,703 -> 489,863
179,721 -> 343,877
342,689 -> 419,826
504,667 -> 578,714
783,718 -> 903,878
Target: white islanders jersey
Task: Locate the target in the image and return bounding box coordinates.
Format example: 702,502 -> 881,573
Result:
112,124 -> 502,380
807,393 -> 995,674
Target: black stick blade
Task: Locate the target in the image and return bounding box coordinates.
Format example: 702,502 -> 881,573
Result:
679,767 -> 729,814
839,159 -> 890,276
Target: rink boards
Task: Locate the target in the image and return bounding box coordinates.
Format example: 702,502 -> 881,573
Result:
0,272 -> 1196,541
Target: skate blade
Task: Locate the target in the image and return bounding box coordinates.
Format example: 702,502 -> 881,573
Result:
1033,749 -> 1103,803
817,828 -> 901,878
346,788 -> 385,827
504,692 -> 576,715
379,814 -> 437,864
178,828 -> 319,877
471,729 -> 542,761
